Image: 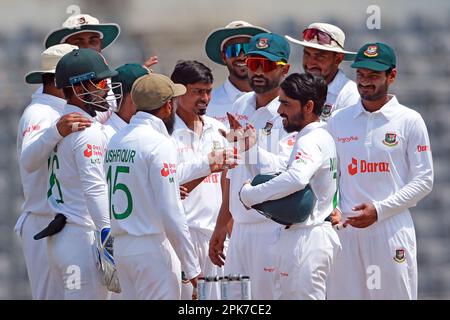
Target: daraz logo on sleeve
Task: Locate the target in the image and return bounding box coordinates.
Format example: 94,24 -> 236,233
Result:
161,163 -> 170,177
161,163 -> 177,182
84,144 -> 103,157
84,144 -> 93,158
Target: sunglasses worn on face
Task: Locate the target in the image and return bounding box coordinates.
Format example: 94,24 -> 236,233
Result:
302,28 -> 343,49
94,78 -> 108,90
245,57 -> 287,73
225,43 -> 250,59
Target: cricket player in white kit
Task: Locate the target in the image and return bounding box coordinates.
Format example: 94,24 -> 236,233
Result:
170,61 -> 232,299
43,48 -> 122,299
286,23 -> 359,120
209,33 -> 295,300
240,73 -> 341,299
326,43 -> 434,299
107,74 -> 201,300
16,44 -> 92,299
205,21 -> 268,127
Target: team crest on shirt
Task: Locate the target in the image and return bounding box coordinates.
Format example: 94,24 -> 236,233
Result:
262,121 -> 273,135
382,132 -> 399,146
364,45 -> 379,57
256,38 -> 269,49
393,249 -> 406,263
321,104 -> 333,119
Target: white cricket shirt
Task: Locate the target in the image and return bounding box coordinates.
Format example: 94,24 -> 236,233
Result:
106,111 -> 201,279
206,78 -> 247,128
103,112 -> 127,141
321,69 -> 360,121
172,115 -> 228,231
226,92 -> 292,224
47,104 -> 110,231
327,95 -> 434,221
17,93 -> 65,225
240,121 -> 338,226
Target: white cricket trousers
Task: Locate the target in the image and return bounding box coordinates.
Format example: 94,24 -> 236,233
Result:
114,234 -> 182,300
181,228 -> 225,300
17,213 -> 64,299
224,220 -> 280,300
274,222 -> 341,300
327,212 -> 417,299
46,223 -> 108,299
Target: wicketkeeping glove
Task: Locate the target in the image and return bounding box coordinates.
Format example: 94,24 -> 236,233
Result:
93,227 -> 121,293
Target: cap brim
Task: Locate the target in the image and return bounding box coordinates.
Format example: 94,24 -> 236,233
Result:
285,35 -> 356,61
25,69 -> 55,84
97,69 -> 119,80
205,26 -> 269,65
350,60 -> 391,71
173,84 -> 187,97
246,50 -> 282,62
44,24 -> 120,50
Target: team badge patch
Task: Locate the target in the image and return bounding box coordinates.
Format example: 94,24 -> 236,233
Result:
382,132 -> 399,146
394,249 -> 406,263
364,45 -> 379,57
78,17 -> 87,25
256,38 -> 269,49
262,121 -> 273,135
321,104 -> 333,119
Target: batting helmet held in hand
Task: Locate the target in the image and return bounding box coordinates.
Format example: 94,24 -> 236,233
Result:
250,173 -> 316,226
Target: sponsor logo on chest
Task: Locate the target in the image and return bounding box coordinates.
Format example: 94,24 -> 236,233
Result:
347,157 -> 390,176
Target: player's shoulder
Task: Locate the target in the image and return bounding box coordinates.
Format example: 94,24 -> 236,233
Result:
204,115 -> 227,131
233,91 -> 255,109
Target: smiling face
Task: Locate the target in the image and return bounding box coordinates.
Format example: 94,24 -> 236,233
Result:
356,68 -> 396,102
221,36 -> 252,80
65,31 -> 102,52
302,46 -> 343,84
177,82 -> 213,116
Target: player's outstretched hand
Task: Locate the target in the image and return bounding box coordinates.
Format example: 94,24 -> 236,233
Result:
143,55 -> 158,69
56,112 -> 92,137
208,148 -> 240,172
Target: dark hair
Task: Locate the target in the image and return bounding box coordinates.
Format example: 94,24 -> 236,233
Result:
280,73 -> 328,116
385,67 -> 395,76
42,73 -> 56,86
170,60 -> 213,86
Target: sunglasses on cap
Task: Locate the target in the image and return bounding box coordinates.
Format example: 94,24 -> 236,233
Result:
224,43 -> 250,59
302,28 -> 343,49
245,57 -> 287,73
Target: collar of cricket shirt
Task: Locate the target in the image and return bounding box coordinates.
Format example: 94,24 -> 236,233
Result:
354,94 -> 399,120
32,92 -> 67,110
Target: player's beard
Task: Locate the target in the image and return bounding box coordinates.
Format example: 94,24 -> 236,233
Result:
249,75 -> 280,94
164,106 -> 176,135
281,110 -> 305,133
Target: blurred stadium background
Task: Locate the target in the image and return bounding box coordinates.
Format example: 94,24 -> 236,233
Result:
0,0 -> 448,299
